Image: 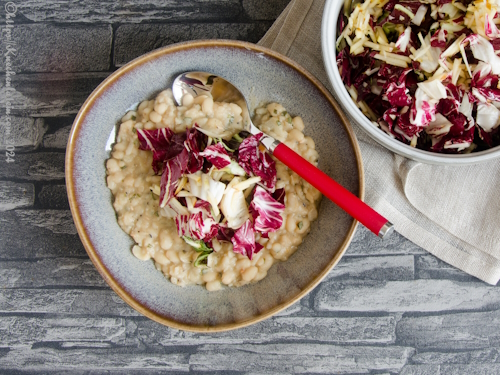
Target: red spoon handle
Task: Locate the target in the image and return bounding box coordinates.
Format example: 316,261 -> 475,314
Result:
272,142 -> 393,238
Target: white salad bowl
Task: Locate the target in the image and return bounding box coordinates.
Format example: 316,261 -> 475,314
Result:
66,40 -> 363,332
322,0 -> 500,165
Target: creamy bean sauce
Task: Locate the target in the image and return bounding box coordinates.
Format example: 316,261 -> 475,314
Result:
106,89 -> 321,291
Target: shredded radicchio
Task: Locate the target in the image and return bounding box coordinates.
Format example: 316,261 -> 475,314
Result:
231,219 -> 263,260
238,133 -> 277,191
137,128 -> 186,174
337,0 -> 500,153
136,123 -> 286,260
249,186 -> 285,233
199,143 -> 232,169
175,199 -> 220,242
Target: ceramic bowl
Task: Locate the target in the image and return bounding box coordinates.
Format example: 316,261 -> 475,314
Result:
66,40 -> 362,332
321,0 -> 500,165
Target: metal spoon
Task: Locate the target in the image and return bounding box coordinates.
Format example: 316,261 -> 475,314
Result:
172,72 -> 394,238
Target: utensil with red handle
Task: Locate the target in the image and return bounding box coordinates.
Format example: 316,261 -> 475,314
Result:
172,72 -> 394,238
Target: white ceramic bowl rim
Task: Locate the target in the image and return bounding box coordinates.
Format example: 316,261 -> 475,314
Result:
321,0 -> 500,165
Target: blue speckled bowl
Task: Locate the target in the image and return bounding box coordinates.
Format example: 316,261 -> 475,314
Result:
66,40 -> 363,332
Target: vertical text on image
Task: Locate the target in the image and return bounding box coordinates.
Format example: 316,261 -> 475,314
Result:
3,2 -> 17,163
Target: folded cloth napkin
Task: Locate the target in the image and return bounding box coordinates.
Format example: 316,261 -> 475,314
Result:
259,0 -> 500,285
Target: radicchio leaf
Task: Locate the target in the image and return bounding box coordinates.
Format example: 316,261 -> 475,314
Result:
395,27 -> 412,52
472,62 -> 499,90
467,34 -> 500,75
216,226 -> 235,243
184,127 -> 206,174
397,108 -> 422,139
337,47 -> 373,88
231,219 -> 262,260
410,88 -> 437,127
199,143 -> 232,169
174,199 -> 219,242
470,62 -> 500,101
383,68 -> 412,107
430,29 -> 448,48
272,188 -> 286,205
249,186 -> 285,233
188,211 -> 219,242
476,102 -> 500,133
238,133 -> 277,191
159,148 -> 189,208
137,128 -> 186,174
485,14 -> 500,39
384,1 -> 422,26
378,63 -> 405,81
175,214 -> 190,238
431,124 -> 474,152
137,127 -> 174,152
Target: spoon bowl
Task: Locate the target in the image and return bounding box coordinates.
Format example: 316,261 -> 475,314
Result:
172,71 -> 394,238
172,72 -> 277,149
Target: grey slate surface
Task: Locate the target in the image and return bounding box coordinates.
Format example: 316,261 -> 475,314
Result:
1,0 -> 500,373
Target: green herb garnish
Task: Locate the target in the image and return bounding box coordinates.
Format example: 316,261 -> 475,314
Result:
182,236 -> 214,267
232,133 -> 244,143
382,23 -> 398,43
182,236 -> 213,252
215,138 -> 236,152
194,253 -> 210,267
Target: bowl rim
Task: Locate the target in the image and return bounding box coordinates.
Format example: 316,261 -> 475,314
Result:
66,39 -> 363,332
321,0 -> 500,166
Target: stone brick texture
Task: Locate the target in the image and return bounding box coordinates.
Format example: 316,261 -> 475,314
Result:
0,25 -> 112,73
114,23 -> 271,66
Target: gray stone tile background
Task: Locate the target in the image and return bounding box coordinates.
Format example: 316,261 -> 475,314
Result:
1,0 -> 500,374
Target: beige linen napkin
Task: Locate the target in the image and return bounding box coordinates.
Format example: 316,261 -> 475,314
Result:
259,0 -> 500,284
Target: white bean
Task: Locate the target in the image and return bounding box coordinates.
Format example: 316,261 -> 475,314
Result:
202,97 -> 214,115
221,270 -> 236,285
292,116 -> 305,131
166,249 -> 180,263
206,280 -> 222,291
154,102 -> 168,115
235,258 -> 251,271
132,245 -> 150,261
153,251 -> 170,266
159,230 -> 173,250
149,111 -> 162,123
202,271 -> 217,283
288,128 -> 305,142
182,93 -> 194,106
241,266 -> 258,282
260,254 -> 274,272
106,158 -> 120,173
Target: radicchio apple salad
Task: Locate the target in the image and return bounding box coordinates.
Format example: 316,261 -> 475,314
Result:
337,0 -> 500,153
106,89 -> 321,291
